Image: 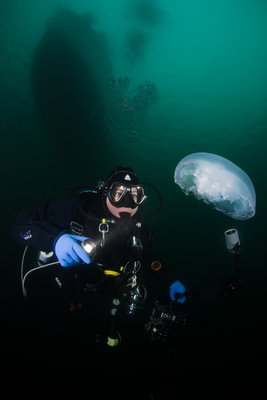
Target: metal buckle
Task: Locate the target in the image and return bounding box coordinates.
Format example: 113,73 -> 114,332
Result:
70,221 -> 84,235
99,218 -> 109,247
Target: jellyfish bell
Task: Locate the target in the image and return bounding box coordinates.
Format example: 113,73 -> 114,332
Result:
174,152 -> 256,220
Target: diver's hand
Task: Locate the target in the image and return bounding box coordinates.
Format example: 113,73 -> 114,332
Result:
55,234 -> 91,267
169,280 -> 187,303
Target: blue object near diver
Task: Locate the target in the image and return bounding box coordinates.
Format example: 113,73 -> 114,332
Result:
55,233 -> 91,267
169,280 -> 187,303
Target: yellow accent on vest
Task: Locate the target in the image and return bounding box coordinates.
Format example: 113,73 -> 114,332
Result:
103,270 -> 120,276
107,336 -> 119,347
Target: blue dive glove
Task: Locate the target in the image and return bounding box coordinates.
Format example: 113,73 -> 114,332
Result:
55,234 -> 91,267
169,280 -> 187,303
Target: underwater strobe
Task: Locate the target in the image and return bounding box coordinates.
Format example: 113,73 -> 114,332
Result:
224,228 -> 240,253
223,228 -> 242,296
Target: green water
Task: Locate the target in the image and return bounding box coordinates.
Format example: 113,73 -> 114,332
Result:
1,0 -> 267,371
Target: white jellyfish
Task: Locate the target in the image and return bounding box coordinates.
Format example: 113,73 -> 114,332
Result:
174,152 -> 256,220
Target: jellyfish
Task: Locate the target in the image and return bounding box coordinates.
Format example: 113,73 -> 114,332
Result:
174,152 -> 256,220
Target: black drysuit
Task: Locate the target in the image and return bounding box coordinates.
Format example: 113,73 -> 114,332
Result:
12,190 -> 167,298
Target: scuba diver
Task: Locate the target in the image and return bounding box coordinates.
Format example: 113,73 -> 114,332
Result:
12,166 -> 187,347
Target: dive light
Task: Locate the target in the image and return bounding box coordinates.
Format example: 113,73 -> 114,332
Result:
81,238 -> 97,256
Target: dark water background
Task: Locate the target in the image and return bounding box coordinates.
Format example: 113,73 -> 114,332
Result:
1,0 -> 267,376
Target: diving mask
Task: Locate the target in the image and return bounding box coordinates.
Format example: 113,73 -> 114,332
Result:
107,182 -> 147,209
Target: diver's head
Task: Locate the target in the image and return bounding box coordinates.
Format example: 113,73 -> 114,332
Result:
103,166 -> 147,218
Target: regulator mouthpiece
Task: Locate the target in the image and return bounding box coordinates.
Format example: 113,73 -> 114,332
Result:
224,229 -> 240,253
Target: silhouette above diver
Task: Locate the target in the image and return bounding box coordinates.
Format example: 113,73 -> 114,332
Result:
31,7 -> 112,152
31,6 -> 160,167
